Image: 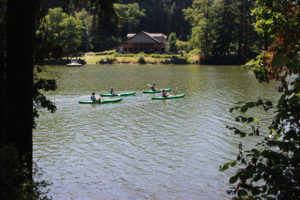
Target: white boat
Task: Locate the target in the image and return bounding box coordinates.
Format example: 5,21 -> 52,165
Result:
67,58 -> 82,67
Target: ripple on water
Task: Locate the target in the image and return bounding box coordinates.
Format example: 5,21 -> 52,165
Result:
33,65 -> 279,200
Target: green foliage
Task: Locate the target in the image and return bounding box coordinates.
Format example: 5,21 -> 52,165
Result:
114,53 -> 135,57
184,0 -> 214,57
94,50 -> 115,56
222,0 -> 300,199
167,32 -> 177,53
114,3 -> 145,32
138,56 -> 146,64
176,39 -> 188,52
0,146 -> 52,200
135,0 -> 192,41
99,57 -> 116,64
38,7 -> 83,59
75,9 -> 93,52
36,1 -> 195,52
184,0 -> 259,64
60,15 -> 83,57
33,67 -> 57,128
89,0 -> 194,51
148,54 -> 182,59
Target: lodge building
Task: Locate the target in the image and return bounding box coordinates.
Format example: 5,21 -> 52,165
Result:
116,31 -> 167,53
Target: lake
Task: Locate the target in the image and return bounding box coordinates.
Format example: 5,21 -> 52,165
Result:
34,64 -> 277,199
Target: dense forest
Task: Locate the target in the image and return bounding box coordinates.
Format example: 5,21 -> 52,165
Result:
39,0 -> 193,52
39,0 -> 269,64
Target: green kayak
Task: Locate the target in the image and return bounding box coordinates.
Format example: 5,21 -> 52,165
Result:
143,88 -> 172,93
79,98 -> 123,104
152,94 -> 185,100
99,91 -> 136,97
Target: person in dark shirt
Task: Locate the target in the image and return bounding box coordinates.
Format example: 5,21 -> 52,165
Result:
110,88 -> 116,94
161,89 -> 169,97
91,92 -> 101,102
151,84 -> 157,91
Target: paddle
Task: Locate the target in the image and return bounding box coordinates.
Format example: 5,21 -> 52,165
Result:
168,87 -> 178,97
113,91 -> 121,96
173,87 -> 178,94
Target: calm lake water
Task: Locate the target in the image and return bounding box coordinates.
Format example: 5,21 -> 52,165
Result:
34,64 -> 277,200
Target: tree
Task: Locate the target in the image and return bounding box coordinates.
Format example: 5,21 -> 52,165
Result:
211,0 -> 257,62
176,39 -> 188,53
220,0 -> 300,199
185,0 -> 260,64
39,7 -> 83,60
211,0 -> 237,59
114,3 -> 145,34
183,0 -> 214,58
75,9 -> 93,52
60,15 -> 83,59
0,0 -> 117,198
90,2 -> 146,51
167,32 -> 177,53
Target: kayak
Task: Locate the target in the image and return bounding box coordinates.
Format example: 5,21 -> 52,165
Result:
79,98 -> 123,104
143,88 -> 172,93
99,91 -> 136,97
152,94 -> 185,100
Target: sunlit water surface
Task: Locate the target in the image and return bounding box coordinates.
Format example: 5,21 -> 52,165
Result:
34,64 -> 278,199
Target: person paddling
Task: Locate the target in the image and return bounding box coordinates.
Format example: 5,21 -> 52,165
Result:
91,92 -> 101,102
110,88 -> 116,94
161,89 -> 169,97
150,84 -> 157,91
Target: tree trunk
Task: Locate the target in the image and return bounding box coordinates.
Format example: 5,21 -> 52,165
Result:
6,0 -> 35,176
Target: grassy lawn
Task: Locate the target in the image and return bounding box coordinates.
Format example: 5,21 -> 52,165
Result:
79,50 -> 200,64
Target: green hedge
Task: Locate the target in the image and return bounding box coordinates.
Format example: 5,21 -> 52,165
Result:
95,51 -> 114,56
99,58 -> 116,64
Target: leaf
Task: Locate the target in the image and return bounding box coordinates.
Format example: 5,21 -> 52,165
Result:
237,189 -> 248,197
271,54 -> 290,67
247,117 -> 254,123
270,129 -> 275,133
229,175 -> 238,184
241,105 -> 248,113
219,163 -> 230,172
250,185 -> 261,196
274,133 -> 281,140
265,101 -> 272,107
241,117 -> 247,122
230,161 -> 237,167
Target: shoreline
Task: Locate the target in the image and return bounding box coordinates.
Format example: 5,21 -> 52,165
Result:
40,51 -> 247,66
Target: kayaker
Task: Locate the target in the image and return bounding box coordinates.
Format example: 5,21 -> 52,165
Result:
110,88 -> 116,94
151,84 -> 157,91
91,92 -> 101,102
161,89 -> 169,97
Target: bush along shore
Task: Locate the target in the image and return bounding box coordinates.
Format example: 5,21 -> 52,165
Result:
81,50 -> 200,65
40,49 -> 247,66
